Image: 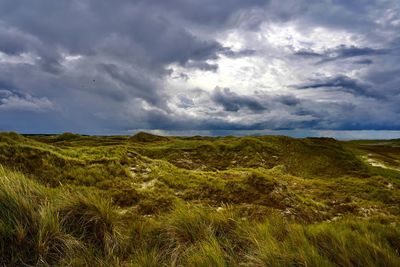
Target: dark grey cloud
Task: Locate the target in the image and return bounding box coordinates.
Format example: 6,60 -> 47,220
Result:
148,0 -> 269,27
293,75 -> 376,97
293,50 -> 322,58
0,0 -> 399,135
183,61 -> 219,72
0,1 -> 261,68
212,87 -> 266,112
317,45 -> 389,64
353,59 -> 373,65
98,63 -> 167,107
0,27 -> 31,55
294,45 -> 389,64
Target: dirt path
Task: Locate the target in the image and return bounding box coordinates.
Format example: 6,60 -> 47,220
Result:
363,154 -> 400,171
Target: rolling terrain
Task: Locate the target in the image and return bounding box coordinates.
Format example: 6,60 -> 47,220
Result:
0,131 -> 399,266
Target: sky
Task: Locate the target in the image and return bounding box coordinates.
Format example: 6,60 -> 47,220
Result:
0,0 -> 400,139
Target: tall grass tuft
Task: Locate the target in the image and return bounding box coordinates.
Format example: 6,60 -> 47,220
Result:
36,204 -> 81,265
306,220 -> 400,267
58,192 -> 120,256
181,237 -> 227,267
127,204 -> 241,266
0,166 -> 79,266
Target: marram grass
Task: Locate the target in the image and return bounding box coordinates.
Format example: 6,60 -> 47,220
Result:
1,166 -> 399,266
0,132 -> 400,266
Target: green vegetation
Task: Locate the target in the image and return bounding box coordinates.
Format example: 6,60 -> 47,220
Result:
0,131 -> 399,266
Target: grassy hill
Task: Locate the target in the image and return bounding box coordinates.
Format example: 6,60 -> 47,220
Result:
0,131 -> 399,266
132,135 -> 367,177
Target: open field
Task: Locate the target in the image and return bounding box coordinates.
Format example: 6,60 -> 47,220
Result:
1,131 -> 399,266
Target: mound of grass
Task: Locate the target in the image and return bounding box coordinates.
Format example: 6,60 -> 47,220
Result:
131,135 -> 367,177
0,132 -> 132,191
51,132 -> 82,142
129,132 -> 170,143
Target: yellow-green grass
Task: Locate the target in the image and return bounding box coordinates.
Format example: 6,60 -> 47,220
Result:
1,131 -> 400,266
1,166 -> 399,266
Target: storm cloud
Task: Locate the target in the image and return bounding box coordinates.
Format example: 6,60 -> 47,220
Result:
212,87 -> 267,112
293,75 -> 381,99
0,0 -> 399,136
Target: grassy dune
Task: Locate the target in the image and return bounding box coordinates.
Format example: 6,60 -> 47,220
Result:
0,132 -> 399,266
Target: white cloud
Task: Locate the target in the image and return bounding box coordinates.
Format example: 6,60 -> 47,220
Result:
0,51 -> 36,65
0,90 -> 56,112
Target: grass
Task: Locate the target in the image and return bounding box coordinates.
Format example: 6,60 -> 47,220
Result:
0,131 -> 400,266
0,166 -> 125,266
58,193 -> 120,255
0,166 -> 79,266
